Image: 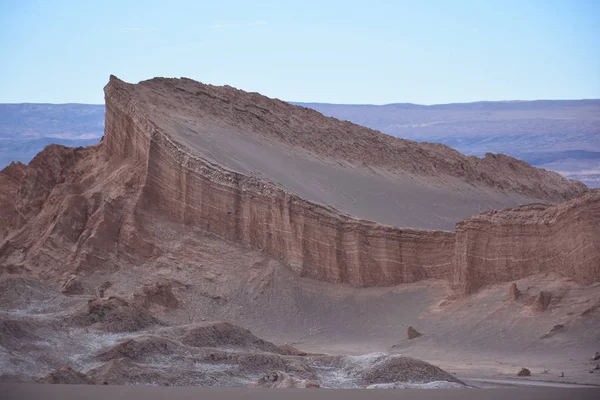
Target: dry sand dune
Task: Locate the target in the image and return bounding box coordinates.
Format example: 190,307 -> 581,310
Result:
124,76 -> 585,231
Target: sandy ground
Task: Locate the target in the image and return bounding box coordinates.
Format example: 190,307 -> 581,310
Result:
167,118 -> 538,230
2,230 -> 599,387
2,194 -> 599,389
2,383 -> 600,400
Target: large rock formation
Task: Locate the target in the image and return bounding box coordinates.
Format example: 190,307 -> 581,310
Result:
454,191 -> 600,295
0,76 -> 596,295
0,161 -> 26,241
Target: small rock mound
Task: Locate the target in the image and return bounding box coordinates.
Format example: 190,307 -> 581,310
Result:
235,352 -> 311,376
37,366 -> 93,385
541,324 -> 566,339
279,344 -> 308,356
517,368 -> 531,377
133,280 -> 178,309
407,326 -> 422,340
509,283 -> 521,300
178,322 -> 283,353
536,291 -> 552,312
97,281 -> 112,298
97,336 -> 183,362
346,354 -> 463,386
0,319 -> 41,348
250,371 -> 320,388
88,358 -> 170,386
0,277 -> 59,309
70,296 -> 161,332
61,275 -> 87,295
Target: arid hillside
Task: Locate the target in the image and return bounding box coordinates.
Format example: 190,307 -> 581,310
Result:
0,76 -> 595,291
0,76 -> 599,387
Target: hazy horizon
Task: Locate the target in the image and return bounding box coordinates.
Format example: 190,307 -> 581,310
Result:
2,97 -> 600,107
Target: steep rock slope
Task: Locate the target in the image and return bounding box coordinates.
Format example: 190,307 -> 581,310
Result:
0,76 -> 596,294
104,76 -> 457,286
0,162 -> 26,241
130,77 -> 585,201
106,76 -> 585,231
454,190 -> 600,294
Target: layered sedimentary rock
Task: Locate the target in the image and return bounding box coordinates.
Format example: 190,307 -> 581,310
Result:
0,75 -> 596,294
454,191 -> 600,295
105,76 -> 587,231
0,162 -> 26,241
102,76 -> 456,286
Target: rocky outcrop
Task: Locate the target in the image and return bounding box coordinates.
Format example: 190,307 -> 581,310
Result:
509,283 -> 521,300
250,371 -> 321,388
454,191 -> 600,295
69,297 -> 161,332
60,274 -> 86,295
407,326 -> 423,339
103,75 -> 457,286
121,77 -> 585,202
38,366 -> 94,385
0,161 -> 26,241
536,291 -> 553,312
0,75 -> 596,295
133,280 -> 178,309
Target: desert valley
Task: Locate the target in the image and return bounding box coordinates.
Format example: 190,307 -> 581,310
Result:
0,76 -> 598,394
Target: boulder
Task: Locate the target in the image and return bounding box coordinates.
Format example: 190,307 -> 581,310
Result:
536,291 -> 552,312
509,283 -> 521,300
60,275 -> 85,295
407,326 -> 422,340
517,368 -> 531,377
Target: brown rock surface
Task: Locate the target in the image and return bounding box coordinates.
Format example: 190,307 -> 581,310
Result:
536,291 -> 553,312
407,326 -> 423,339
37,366 -> 94,385
0,75 -> 595,296
509,283 -> 521,300
0,161 -> 26,241
454,191 -> 600,295
60,274 -> 86,295
133,280 -> 178,309
69,296 -> 161,332
250,371 -> 320,388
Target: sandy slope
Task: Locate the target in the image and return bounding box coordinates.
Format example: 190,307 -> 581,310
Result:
1,223 -> 598,386
0,76 -> 597,390
126,76 -> 585,231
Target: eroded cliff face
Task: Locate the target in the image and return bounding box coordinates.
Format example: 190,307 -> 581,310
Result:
0,161 -> 26,241
454,191 -> 600,295
103,76 -> 455,286
0,75 -> 597,294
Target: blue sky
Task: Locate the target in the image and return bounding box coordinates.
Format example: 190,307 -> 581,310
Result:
0,0 -> 598,104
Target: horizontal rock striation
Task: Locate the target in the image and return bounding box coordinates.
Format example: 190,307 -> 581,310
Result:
105,76 -> 456,286
130,77 -> 586,202
454,190 -> 600,295
0,162 -> 26,241
0,75 -> 597,294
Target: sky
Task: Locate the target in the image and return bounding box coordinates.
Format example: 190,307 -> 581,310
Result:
0,0 -> 599,105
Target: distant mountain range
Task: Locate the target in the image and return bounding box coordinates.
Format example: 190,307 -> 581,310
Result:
1,99 -> 598,187
293,100 -> 600,188
0,103 -> 104,168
